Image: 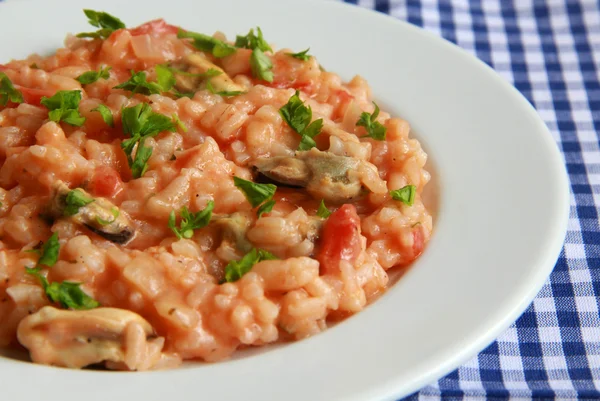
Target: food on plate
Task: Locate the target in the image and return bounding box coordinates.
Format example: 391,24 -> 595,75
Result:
0,10 -> 433,370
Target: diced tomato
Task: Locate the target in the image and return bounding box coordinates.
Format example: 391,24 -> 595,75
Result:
412,225 -> 425,258
317,204 -> 362,275
15,86 -> 54,106
90,166 -> 124,198
128,19 -> 180,36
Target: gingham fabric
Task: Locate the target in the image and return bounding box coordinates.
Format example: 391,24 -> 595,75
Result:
340,0 -> 600,399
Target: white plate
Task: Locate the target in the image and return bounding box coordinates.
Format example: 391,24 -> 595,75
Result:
0,0 -> 569,400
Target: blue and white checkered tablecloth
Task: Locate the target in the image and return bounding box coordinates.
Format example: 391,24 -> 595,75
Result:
0,0 -> 598,398
337,0 -> 600,399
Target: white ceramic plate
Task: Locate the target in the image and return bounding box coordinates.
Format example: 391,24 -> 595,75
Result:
0,0 -> 569,400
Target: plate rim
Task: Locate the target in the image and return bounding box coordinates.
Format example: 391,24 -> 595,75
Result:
0,0 -> 570,400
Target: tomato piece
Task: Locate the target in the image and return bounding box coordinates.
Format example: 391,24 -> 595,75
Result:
317,204 -> 362,275
412,225 -> 425,258
15,86 -> 53,106
90,166 -> 124,198
128,19 -> 179,36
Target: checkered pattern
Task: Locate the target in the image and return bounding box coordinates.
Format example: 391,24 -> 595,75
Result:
340,0 -> 600,399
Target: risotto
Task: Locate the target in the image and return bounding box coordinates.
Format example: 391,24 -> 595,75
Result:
0,10 -> 432,370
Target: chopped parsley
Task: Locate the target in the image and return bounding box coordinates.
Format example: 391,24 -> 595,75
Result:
77,9 -> 126,40
279,91 -> 323,150
37,232 -> 60,267
177,30 -> 236,58
120,103 -> 177,178
96,208 -> 120,226
114,71 -> 164,96
76,66 -> 111,85
256,199 -> 276,218
224,248 -> 277,282
390,185 -> 416,206
92,104 -> 114,127
250,49 -> 273,82
287,48 -> 311,61
206,81 -> 246,97
64,189 -> 95,216
316,199 -> 332,218
168,201 -> 214,239
0,72 -> 24,106
26,267 -> 99,310
233,176 -> 276,217
356,102 -> 387,141
41,90 -> 86,126
235,27 -> 272,52
172,113 -> 188,132
155,64 -> 176,92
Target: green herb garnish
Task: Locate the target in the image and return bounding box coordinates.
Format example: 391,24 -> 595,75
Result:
177,30 -> 237,58
233,176 -> 276,217
64,189 -> 94,216
26,267 -> 99,310
0,72 -> 24,106
256,199 -> 276,218
357,102 -> 386,141
287,48 -> 311,61
77,9 -> 126,40
279,90 -> 323,150
316,199 -> 332,218
121,103 -> 177,178
390,185 -> 416,206
92,104 -> 114,127
250,49 -> 274,82
168,201 -> 214,239
41,90 -> 86,126
76,66 -> 111,85
224,248 -> 277,282
114,71 -> 163,96
235,27 -> 272,52
96,208 -> 119,226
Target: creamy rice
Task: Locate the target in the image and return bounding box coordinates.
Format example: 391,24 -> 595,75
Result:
0,13 -> 432,370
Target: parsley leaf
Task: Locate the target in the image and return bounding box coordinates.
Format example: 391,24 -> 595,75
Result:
250,49 -> 274,82
155,64 -> 176,92
38,232 -> 60,267
287,48 -> 311,61
0,72 -> 24,106
64,189 -> 95,216
224,248 -> 277,282
390,185 -> 416,206
121,103 -> 177,138
316,199 -> 332,218
120,103 -> 176,178
77,9 -> 126,40
177,30 -> 236,58
206,80 -> 246,97
235,27 -> 272,52
357,102 -> 387,141
172,113 -> 188,132
92,104 -> 114,127
76,66 -> 111,85
256,199 -> 276,218
233,177 -> 276,208
114,71 -> 164,96
96,207 -> 119,226
26,268 -> 99,310
41,90 -> 86,126
168,201 -> 214,239
279,90 -> 323,150
130,138 -> 153,179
